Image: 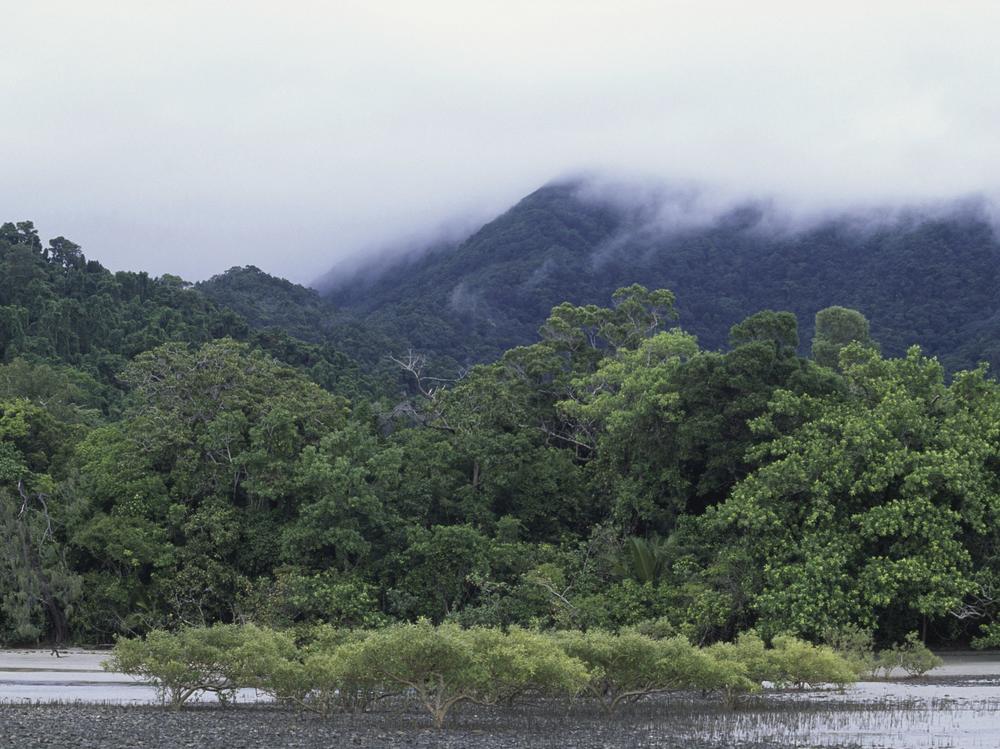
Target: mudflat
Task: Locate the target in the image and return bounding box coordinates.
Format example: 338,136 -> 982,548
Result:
0,651 -> 998,748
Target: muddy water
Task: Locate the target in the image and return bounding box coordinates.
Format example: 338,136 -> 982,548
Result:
0,650 -> 998,747
0,649 -> 261,704
703,681 -> 1000,748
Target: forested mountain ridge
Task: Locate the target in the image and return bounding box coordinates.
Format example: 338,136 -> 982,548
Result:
4,204 -> 1000,656
0,222 -> 372,402
196,265 -> 334,344
197,265 -> 418,380
321,181 -> 1000,372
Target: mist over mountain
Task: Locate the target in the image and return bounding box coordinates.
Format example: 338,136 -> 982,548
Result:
313,234 -> 465,298
317,179 -> 1000,372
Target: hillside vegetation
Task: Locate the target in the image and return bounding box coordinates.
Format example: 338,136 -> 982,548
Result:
321,182 -> 1000,373
2,200 -> 1000,656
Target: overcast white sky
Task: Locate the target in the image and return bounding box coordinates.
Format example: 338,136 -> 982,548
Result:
3,1 -> 999,283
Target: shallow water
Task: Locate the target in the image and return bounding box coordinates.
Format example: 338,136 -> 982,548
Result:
694,692 -> 1000,748
0,650 -> 262,704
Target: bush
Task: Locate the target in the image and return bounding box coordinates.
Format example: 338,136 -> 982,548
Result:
972,621 -> 1000,650
103,621 -> 861,720
768,635 -> 857,688
238,570 -> 388,629
822,625 -> 876,678
236,626 -> 311,709
875,632 -> 942,678
355,620 -> 586,727
550,629 -> 713,714
704,633 -> 767,706
307,629 -> 385,714
463,626 -> 589,706
104,624 -> 249,709
705,632 -> 857,706
627,617 -> 677,640
237,625 -> 385,716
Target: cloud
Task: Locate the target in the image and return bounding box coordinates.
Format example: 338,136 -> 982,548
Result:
2,2 -> 999,282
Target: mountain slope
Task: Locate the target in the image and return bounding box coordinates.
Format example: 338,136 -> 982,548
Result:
0,225 -> 373,400
196,266 -> 335,343
321,181 -> 1000,372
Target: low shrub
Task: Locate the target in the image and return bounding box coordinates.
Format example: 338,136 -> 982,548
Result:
104,624 -> 249,709
551,629 -> 716,714
822,625 -> 876,678
705,632 -> 855,705
875,632 -> 942,678
768,634 -> 857,688
355,620 -> 587,727
704,633 -> 766,706
105,622 -> 860,721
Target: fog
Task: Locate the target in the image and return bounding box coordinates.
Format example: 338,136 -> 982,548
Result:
3,2 -> 999,284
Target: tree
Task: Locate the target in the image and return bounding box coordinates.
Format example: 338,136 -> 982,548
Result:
104,624 -> 250,709
0,398 -> 83,645
551,629 -> 716,715
280,422 -> 404,574
729,310 -> 799,356
391,525 -> 491,620
558,309 -> 832,535
241,627 -> 385,716
811,306 -> 874,369
356,621 -> 585,728
768,634 -> 857,688
874,631 -> 942,677
71,339 -> 348,633
558,330 -> 699,533
706,346 -> 1000,638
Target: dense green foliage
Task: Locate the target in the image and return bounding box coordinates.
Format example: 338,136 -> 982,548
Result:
873,632 -> 944,677
197,265 -> 414,380
0,222 -> 372,403
196,266 -> 334,344
3,213 -> 997,663
322,182 -> 1000,373
105,624 -> 252,708
106,623 -> 857,723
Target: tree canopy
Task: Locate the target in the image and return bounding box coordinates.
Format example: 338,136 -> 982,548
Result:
3,218 -> 1000,654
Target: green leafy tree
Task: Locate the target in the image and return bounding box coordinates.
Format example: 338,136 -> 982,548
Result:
874,631 -> 943,677
357,620 -> 586,728
243,627 -> 385,716
105,624 -> 250,708
768,634 -> 857,688
391,525 -> 491,621
811,306 -> 875,369
558,330 -> 699,532
707,346 -> 1000,638
0,398 -> 83,644
551,629 -> 715,714
281,422 -> 405,574
72,340 -> 348,633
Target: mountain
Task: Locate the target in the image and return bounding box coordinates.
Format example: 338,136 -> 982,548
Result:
196,266 -> 335,344
0,224 -> 372,401
320,180 -> 1000,372
196,265 -> 412,385
7,202 -> 1000,650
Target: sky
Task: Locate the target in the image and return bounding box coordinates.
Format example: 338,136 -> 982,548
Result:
3,1 -> 1000,283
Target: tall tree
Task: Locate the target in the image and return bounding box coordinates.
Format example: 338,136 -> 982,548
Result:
707,345 -> 1000,640
811,306 -> 874,369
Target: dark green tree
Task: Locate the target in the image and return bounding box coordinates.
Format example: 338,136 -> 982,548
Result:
811,306 -> 874,369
